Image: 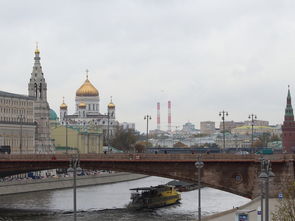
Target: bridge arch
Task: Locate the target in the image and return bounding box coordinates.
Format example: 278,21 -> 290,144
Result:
0,153 -> 293,199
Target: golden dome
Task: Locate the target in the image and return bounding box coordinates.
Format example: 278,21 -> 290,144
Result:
35,42 -> 40,53
108,101 -> 115,108
78,102 -> 87,108
76,78 -> 99,97
60,102 -> 67,109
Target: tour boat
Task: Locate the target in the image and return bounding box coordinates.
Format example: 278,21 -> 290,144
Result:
128,185 -> 181,209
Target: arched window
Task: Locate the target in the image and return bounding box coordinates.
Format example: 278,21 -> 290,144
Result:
34,83 -> 38,98
39,83 -> 42,98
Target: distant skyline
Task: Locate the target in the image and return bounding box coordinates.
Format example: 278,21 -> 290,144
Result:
0,1 -> 294,132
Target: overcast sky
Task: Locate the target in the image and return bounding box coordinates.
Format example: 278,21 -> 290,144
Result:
0,0 -> 295,132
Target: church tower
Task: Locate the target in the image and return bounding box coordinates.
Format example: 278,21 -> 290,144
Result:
282,86 -> 295,153
28,45 -> 47,100
28,45 -> 52,153
107,97 -> 116,119
60,97 -> 68,124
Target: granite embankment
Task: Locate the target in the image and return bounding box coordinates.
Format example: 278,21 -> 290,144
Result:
203,197 -> 279,221
0,172 -> 148,195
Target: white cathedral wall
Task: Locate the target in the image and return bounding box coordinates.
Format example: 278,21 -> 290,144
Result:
75,96 -> 100,114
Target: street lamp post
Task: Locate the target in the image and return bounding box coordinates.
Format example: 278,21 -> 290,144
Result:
195,155 -> 204,221
17,115 -> 24,154
65,118 -> 68,154
107,111 -> 110,152
248,114 -> 257,153
219,111 -> 228,152
68,152 -> 82,221
259,158 -> 275,221
144,115 -> 152,146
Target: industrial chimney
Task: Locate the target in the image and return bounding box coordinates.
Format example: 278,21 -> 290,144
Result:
168,101 -> 171,132
157,102 -> 160,130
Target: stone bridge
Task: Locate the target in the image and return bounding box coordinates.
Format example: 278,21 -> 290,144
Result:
0,153 -> 294,199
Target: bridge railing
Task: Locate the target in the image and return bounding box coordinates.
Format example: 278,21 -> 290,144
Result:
0,153 -> 293,162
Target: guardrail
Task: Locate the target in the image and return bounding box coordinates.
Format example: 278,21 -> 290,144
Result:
0,153 -> 293,162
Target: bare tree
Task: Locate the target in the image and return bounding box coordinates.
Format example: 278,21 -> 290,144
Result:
272,180 -> 295,221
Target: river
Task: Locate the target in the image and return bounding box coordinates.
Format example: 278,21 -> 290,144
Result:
0,176 -> 250,220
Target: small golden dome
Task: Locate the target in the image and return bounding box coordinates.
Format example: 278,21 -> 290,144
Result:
60,97 -> 67,109
108,101 -> 115,108
60,102 -> 68,109
35,42 -> 40,54
76,78 -> 99,97
78,102 -> 87,108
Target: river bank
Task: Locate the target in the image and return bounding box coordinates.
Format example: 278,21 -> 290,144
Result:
203,197 -> 279,220
0,172 -> 148,196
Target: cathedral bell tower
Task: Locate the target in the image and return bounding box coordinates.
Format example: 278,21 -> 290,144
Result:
107,97 -> 116,119
282,86 -> 295,153
28,45 -> 52,153
60,97 -> 68,124
28,45 -> 47,100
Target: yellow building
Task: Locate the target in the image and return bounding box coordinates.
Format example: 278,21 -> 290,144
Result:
51,125 -> 103,154
231,125 -> 278,136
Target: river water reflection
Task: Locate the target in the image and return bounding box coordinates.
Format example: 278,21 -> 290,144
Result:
0,176 -> 250,220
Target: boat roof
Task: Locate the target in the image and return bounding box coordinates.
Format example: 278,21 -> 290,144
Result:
130,185 -> 172,191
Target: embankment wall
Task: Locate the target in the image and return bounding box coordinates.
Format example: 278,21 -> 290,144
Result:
0,172 -> 147,196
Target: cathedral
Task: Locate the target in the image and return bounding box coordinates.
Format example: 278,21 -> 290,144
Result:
59,71 -> 118,142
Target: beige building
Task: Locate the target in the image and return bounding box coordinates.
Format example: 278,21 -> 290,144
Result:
244,120 -> 269,127
219,121 -> 244,132
0,91 -> 36,153
51,125 -> 103,154
200,121 -> 215,135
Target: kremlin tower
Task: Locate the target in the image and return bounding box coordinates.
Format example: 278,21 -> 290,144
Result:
282,86 -> 295,153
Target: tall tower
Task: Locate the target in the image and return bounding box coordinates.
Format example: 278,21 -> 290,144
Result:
107,97 -> 116,137
28,45 -> 52,153
107,97 -> 116,119
157,102 -> 160,130
28,45 -> 47,100
60,97 -> 68,124
282,86 -> 295,153
168,101 -> 171,132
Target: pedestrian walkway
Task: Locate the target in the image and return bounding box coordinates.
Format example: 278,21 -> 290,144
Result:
203,198 -> 279,221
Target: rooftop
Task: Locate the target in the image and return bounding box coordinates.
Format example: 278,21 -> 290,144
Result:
0,90 -> 35,100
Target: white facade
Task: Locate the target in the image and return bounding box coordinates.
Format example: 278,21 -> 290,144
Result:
121,122 -> 135,130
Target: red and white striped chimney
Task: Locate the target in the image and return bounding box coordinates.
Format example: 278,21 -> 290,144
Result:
168,101 -> 171,132
157,102 -> 160,130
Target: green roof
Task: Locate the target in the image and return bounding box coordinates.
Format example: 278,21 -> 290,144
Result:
49,109 -> 58,120
55,146 -> 78,151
